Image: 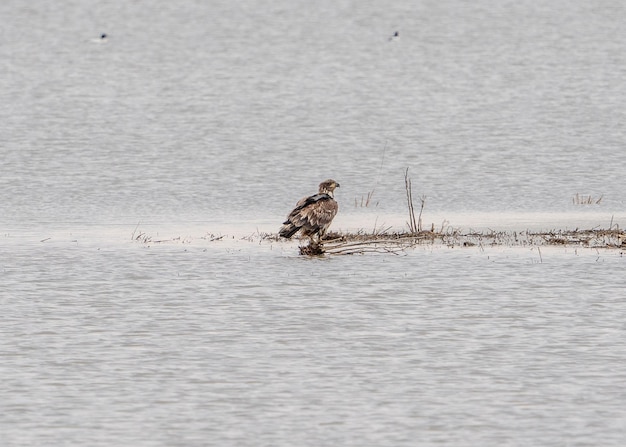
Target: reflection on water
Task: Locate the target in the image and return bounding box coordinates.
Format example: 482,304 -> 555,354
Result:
2,0 -> 626,445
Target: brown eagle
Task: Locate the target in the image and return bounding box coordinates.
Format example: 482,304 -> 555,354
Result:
279,179 -> 340,244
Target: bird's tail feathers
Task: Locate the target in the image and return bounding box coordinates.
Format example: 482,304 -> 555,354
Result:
279,222 -> 300,239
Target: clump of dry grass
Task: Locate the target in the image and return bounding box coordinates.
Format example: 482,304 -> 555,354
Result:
355,191 -> 378,208
573,193 -> 603,205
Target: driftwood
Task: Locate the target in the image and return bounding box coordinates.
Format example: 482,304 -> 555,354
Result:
291,228 -> 626,256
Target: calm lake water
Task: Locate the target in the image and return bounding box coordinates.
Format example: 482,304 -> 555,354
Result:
2,0 -> 626,446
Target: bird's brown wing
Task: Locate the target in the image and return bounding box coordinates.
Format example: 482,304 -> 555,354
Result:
288,194 -> 338,236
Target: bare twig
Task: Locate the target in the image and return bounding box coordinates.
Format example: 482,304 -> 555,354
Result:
131,221 -> 141,240
417,195 -> 426,232
405,168 -> 418,234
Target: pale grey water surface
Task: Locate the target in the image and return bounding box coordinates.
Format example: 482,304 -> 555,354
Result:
2,0 -> 626,446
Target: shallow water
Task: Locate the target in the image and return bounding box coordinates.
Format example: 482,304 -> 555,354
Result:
3,237 -> 626,446
2,0 -> 626,445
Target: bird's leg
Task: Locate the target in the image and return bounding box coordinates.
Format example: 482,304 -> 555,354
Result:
305,234 -> 325,255
309,233 -> 325,251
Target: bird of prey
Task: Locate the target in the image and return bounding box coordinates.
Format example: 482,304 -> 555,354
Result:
279,179 -> 340,246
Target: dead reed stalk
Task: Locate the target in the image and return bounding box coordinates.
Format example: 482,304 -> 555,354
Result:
405,168 -> 419,233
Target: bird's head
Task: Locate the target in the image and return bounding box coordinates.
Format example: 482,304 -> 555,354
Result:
319,179 -> 340,197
